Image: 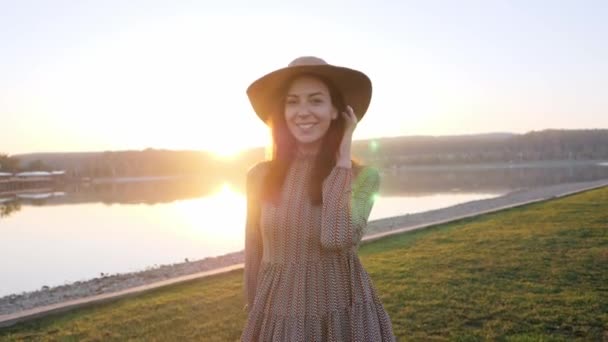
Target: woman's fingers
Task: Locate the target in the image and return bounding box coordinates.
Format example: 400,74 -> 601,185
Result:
341,105 -> 357,136
343,105 -> 357,124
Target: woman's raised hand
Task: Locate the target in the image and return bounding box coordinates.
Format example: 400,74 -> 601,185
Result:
342,105 -> 358,135
336,105 -> 357,168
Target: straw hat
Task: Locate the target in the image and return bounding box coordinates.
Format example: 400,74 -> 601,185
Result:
246,56 -> 372,124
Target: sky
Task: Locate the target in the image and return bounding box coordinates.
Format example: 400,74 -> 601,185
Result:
2,0 -> 607,156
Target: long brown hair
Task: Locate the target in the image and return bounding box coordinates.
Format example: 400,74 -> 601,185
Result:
260,73 -> 360,206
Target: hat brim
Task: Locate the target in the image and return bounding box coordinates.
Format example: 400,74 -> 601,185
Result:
246,64 -> 372,124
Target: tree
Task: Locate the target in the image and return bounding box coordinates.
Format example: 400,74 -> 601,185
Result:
0,201 -> 21,218
25,159 -> 51,171
0,153 -> 20,172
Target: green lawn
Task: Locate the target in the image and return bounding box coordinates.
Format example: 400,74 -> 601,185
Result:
2,187 -> 607,341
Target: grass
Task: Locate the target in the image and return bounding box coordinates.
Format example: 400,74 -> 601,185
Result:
1,187 -> 607,341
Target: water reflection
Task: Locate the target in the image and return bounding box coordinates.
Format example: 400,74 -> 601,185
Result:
0,183 -> 246,296
1,161 -> 607,296
1,161 -> 607,213
171,183 -> 245,248
372,193 -> 502,219
380,161 -> 608,195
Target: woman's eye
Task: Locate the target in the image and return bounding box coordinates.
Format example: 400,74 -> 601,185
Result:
286,99 -> 297,105
311,98 -> 323,104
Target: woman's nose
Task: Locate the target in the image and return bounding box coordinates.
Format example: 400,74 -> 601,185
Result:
296,104 -> 313,117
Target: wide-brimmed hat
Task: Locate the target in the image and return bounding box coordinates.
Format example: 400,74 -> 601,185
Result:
246,56 -> 372,124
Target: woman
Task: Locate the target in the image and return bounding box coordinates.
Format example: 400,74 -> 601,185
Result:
241,56 -> 395,341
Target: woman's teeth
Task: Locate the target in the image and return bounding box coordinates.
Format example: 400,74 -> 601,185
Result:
297,123 -> 315,129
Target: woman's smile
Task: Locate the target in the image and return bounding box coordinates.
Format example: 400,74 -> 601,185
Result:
284,76 -> 338,145
295,122 -> 318,131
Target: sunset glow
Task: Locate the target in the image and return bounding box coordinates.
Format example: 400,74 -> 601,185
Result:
2,1 -> 607,155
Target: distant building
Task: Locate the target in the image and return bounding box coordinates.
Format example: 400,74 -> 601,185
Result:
15,171 -> 52,178
0,170 -> 66,194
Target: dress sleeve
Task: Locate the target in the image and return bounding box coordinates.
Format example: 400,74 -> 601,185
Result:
243,163 -> 265,312
320,165 -> 380,251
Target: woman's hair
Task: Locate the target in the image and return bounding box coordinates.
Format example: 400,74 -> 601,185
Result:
260,73 -> 360,206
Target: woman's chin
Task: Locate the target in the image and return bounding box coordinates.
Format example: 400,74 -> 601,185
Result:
294,136 -> 322,145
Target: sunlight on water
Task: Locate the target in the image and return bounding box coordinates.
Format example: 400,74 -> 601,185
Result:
0,189 -> 500,296
0,185 -> 245,296
370,193 -> 502,221
172,183 -> 245,248
3,158 -> 608,296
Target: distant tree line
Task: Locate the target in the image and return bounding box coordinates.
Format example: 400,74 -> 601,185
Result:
0,154 -> 52,172
71,149 -> 225,178
363,129 -> 608,167
0,154 -> 20,172
9,129 -> 608,179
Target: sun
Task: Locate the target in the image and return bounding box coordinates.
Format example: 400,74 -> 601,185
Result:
204,131 -> 260,159
204,124 -> 272,160
210,144 -> 245,159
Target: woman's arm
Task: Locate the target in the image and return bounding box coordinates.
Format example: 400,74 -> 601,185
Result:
320,165 -> 380,251
243,163 -> 266,312
319,104 -> 379,251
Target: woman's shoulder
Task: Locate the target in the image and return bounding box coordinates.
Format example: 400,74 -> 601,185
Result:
246,160 -> 272,183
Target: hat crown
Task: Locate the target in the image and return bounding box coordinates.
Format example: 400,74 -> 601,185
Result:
288,56 -> 328,67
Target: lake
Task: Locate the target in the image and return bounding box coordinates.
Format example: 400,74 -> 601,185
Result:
1,160 -> 607,296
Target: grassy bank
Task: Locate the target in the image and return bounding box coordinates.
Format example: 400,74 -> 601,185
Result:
1,187 -> 607,341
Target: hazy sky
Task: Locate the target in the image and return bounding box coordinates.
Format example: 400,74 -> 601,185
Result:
2,0 -> 607,155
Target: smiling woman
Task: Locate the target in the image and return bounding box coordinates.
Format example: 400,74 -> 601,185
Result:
241,56 -> 395,341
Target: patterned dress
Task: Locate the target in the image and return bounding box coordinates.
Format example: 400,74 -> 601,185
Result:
241,149 -> 395,341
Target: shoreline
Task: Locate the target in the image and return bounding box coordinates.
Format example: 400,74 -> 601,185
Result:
1,178 -> 608,326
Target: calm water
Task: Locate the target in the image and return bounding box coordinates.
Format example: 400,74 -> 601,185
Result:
1,160 -> 607,296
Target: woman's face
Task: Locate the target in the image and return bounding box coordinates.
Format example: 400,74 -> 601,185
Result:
284,75 -> 338,147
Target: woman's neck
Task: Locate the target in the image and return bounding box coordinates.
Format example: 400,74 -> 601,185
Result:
296,141 -> 321,156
